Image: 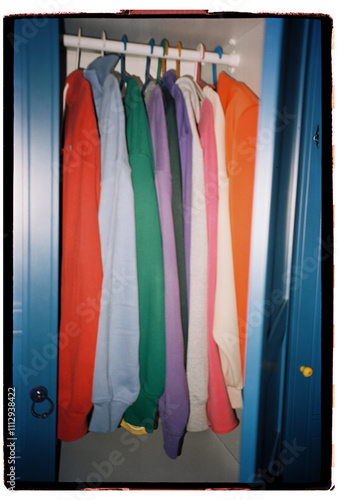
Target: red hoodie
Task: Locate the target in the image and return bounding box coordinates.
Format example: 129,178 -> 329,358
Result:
57,70 -> 103,441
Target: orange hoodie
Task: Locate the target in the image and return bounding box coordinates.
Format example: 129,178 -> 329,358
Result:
217,72 -> 259,378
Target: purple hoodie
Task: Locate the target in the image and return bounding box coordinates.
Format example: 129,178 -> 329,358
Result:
146,85 -> 189,459
163,71 -> 193,307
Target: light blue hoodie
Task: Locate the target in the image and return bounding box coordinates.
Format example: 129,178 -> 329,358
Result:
84,56 -> 140,433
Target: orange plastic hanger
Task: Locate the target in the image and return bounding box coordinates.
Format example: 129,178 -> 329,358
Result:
176,41 -> 182,78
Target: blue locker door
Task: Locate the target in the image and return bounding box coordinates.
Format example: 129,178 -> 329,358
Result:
13,18 -> 60,482
240,18 -> 322,484
282,20 -> 322,483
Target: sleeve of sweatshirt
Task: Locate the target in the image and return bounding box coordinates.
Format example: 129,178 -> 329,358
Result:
231,101 -> 259,376
88,75 -> 140,433
57,71 -> 103,442
123,78 -> 166,434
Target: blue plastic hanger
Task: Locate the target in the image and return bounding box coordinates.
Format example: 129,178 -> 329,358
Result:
212,46 -> 223,91
141,38 -> 155,94
120,34 -> 128,90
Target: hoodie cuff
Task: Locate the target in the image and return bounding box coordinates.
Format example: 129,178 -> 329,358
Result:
123,389 -> 160,433
57,405 -> 90,442
186,401 -> 209,432
89,399 -> 134,433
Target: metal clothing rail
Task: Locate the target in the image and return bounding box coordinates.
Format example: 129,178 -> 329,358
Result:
62,34 -> 240,67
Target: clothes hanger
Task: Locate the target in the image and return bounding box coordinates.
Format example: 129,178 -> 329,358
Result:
161,39 -> 169,78
101,30 -> 106,58
195,42 -> 206,89
120,34 -> 128,90
176,41 -> 182,78
156,38 -> 168,83
76,27 -> 82,70
141,38 -> 155,94
212,46 -> 223,91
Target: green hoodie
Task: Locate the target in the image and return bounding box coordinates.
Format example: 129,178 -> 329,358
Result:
123,78 -> 166,433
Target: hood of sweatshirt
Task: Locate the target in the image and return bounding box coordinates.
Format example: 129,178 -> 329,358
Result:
84,54 -> 130,181
176,75 -> 202,125
84,54 -> 119,115
162,69 -> 177,91
86,54 -> 119,85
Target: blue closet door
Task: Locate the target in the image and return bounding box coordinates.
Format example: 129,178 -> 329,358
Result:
281,19 -> 322,483
240,18 -> 323,484
13,18 -> 60,482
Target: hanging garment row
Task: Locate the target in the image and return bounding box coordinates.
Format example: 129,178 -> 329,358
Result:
57,41 -> 259,460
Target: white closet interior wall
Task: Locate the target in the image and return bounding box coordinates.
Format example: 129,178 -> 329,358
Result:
62,18 -> 266,97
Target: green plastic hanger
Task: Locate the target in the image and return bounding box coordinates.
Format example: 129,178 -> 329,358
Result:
156,38 -> 168,83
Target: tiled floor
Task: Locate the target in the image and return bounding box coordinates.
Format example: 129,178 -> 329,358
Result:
58,410 -> 241,484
